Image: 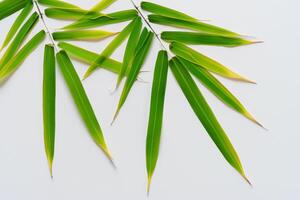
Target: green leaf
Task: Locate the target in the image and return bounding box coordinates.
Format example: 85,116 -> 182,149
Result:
45,8 -> 106,20
0,30 -> 46,83
58,42 -> 123,74
141,1 -> 199,22
91,0 -> 117,12
170,42 -> 254,83
179,57 -> 262,127
161,31 -> 255,47
148,14 -> 240,37
38,0 -> 81,9
0,12 -> 39,70
62,9 -> 138,30
1,2 -> 33,51
83,17 -> 138,80
116,17 -> 142,89
52,30 -> 118,41
0,0 -> 30,21
43,44 -> 56,178
169,57 -> 250,184
113,29 -> 154,122
146,50 -> 169,193
56,50 -> 113,162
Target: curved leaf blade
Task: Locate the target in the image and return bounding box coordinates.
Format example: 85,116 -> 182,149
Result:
113,30 -> 154,122
170,42 -> 254,83
0,0 -> 30,21
45,8 -> 106,20
141,1 -> 199,22
83,17 -> 138,80
146,50 -> 169,193
169,57 -> 250,183
161,31 -> 254,47
179,57 -> 262,127
62,9 -> 138,30
1,2 -> 33,51
148,14 -> 240,37
0,30 -> 46,83
37,0 -> 81,9
0,12 -> 39,70
43,44 -> 56,177
56,51 -> 113,162
116,17 -> 142,88
91,0 -> 117,12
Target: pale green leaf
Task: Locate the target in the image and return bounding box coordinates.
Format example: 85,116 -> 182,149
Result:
170,42 -> 254,83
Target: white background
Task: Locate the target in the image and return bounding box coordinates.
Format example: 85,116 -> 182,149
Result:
0,0 -> 299,199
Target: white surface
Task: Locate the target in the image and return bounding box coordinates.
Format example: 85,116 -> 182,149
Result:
0,0 -> 299,199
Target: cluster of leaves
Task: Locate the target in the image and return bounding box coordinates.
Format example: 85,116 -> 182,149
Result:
0,0 -> 262,192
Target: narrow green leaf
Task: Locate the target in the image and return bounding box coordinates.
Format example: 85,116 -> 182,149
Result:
148,14 -> 240,37
52,30 -> 118,41
0,0 -> 30,21
1,2 -> 33,51
170,42 -> 254,83
0,30 -> 46,83
179,57 -> 263,127
146,50 -> 169,193
45,7 -> 106,20
169,57 -> 250,184
56,51 -> 113,161
38,0 -> 81,9
116,17 -> 142,88
162,31 -> 255,47
113,30 -> 154,122
83,17 -> 138,80
141,1 -> 199,22
62,9 -> 138,30
0,12 -> 39,70
43,44 -> 56,178
58,42 -> 123,74
91,0 -> 117,12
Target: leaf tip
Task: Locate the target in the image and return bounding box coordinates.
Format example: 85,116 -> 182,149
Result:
147,174 -> 153,195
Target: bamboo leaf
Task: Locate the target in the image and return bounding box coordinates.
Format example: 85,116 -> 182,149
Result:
53,30 -> 118,41
62,9 -> 138,30
58,42 -> 123,74
116,16 -> 142,88
162,31 -> 255,47
43,44 -> 56,178
148,14 -> 240,37
0,0 -> 30,21
113,29 -> 154,122
169,57 -> 250,184
38,0 -> 81,9
45,7 -> 106,20
170,42 -> 254,83
91,0 -> 117,12
179,57 -> 262,127
0,30 -> 46,83
141,1 -> 199,22
56,50 -> 113,161
1,2 -> 33,51
146,50 -> 169,193
83,17 -> 138,80
0,12 -> 39,70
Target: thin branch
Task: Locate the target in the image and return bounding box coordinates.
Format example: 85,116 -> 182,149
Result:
129,0 -> 169,52
33,0 -> 58,51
